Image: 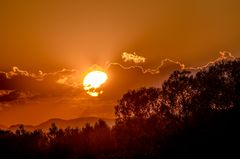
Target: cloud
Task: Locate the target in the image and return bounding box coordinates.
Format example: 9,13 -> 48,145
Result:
0,51 -> 236,110
187,51 -> 235,70
0,90 -> 20,102
0,67 -> 86,108
121,52 -> 146,64
0,90 -> 37,103
2,66 -> 44,80
107,51 -> 235,74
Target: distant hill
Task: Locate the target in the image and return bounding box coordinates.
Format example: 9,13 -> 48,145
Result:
0,124 -> 8,130
1,117 -> 115,132
37,117 -> 115,131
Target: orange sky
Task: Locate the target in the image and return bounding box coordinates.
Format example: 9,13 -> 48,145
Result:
0,0 -> 240,126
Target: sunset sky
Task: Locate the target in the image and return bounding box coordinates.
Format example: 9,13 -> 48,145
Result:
1,0 -> 240,126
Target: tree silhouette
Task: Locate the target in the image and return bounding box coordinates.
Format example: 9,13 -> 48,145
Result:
195,60 -> 240,111
113,58 -> 240,158
161,70 -> 196,121
115,87 -> 161,123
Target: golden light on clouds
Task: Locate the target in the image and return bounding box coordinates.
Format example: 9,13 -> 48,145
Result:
83,70 -> 108,97
122,52 -> 146,64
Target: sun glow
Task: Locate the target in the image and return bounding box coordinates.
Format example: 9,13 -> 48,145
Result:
83,70 -> 108,97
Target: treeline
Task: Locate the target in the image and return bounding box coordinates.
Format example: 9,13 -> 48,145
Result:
0,120 -> 115,159
0,59 -> 240,159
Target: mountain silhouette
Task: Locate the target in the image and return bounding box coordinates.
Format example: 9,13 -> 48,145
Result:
1,117 -> 115,132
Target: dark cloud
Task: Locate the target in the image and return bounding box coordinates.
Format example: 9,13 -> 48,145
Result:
0,90 -> 20,102
0,67 -> 85,106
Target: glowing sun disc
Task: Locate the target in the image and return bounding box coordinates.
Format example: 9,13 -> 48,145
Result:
83,70 -> 108,97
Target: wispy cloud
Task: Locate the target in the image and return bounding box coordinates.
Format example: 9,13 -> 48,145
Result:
121,52 -> 146,64
107,51 -> 235,74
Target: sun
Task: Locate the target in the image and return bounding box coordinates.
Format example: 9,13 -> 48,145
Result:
83,70 -> 108,97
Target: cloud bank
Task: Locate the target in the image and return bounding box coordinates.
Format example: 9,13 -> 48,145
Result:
0,51 -> 235,110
